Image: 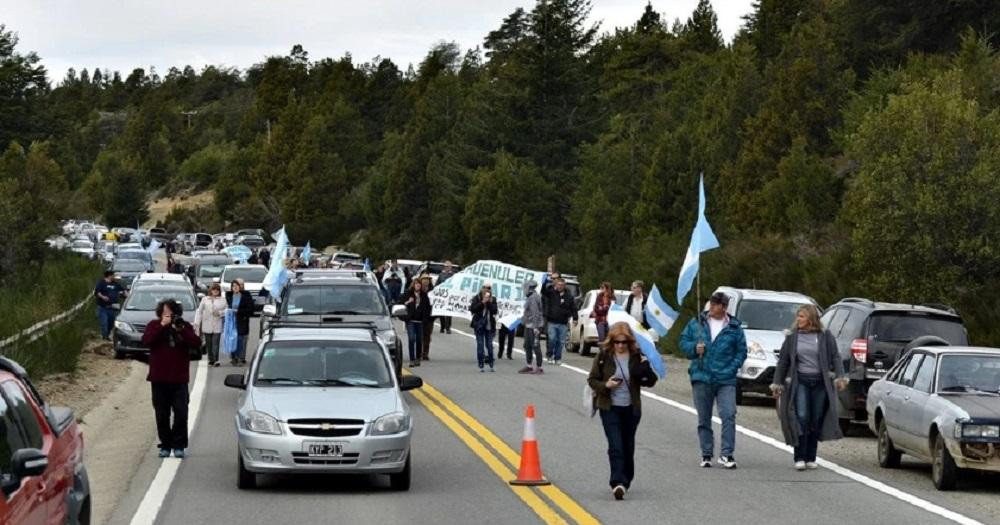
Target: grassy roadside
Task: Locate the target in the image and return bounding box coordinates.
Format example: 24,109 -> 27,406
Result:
0,251 -> 104,377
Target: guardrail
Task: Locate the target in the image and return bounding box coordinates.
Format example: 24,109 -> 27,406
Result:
0,296 -> 91,351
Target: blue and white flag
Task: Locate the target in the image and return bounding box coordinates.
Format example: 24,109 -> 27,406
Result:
146,238 -> 160,254
362,258 -> 371,272
301,241 -> 311,263
134,221 -> 143,245
222,245 -> 251,263
676,174 -> 720,305
608,304 -> 666,378
263,226 -> 290,295
645,284 -> 679,337
428,260 -> 546,329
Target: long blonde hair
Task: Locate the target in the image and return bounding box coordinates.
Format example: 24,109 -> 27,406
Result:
601,322 -> 638,355
795,304 -> 823,333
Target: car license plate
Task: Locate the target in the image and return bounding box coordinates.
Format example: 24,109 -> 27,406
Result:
305,442 -> 344,457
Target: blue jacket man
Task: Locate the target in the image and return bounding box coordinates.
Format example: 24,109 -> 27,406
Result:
679,292 -> 747,469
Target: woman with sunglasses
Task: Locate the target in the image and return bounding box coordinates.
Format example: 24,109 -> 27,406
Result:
469,283 -> 498,372
587,322 -> 658,500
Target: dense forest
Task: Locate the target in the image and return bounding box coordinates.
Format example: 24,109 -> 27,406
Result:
3,0 -> 1000,343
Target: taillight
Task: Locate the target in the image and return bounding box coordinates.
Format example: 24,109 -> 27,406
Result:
851,339 -> 868,364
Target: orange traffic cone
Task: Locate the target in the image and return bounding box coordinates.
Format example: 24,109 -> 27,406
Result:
510,404 -> 552,486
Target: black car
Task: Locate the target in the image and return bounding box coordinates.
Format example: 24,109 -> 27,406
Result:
260,270 -> 403,378
186,254 -> 231,294
820,298 -> 969,431
238,235 -> 266,249
112,284 -> 198,359
111,258 -> 150,290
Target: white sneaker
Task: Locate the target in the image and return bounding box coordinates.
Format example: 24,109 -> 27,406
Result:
806,461 -> 819,470
699,456 -> 712,468
718,456 -> 737,469
554,360 -> 562,366
795,461 -> 806,471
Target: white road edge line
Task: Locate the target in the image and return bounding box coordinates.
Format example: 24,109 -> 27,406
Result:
129,357 -> 210,525
449,327 -> 984,525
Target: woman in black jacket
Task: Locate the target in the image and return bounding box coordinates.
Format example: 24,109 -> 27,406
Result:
225,278 -> 255,366
469,284 -> 499,372
403,280 -> 431,367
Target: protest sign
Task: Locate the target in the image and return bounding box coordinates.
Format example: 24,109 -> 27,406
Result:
429,260 -> 547,326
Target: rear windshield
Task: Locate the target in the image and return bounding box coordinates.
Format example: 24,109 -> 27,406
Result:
198,265 -> 226,278
737,300 -> 809,332
224,267 -> 267,283
868,313 -> 968,345
113,260 -> 147,272
118,251 -> 151,261
125,290 -> 196,311
283,285 -> 386,315
334,253 -> 362,262
254,340 -> 392,388
195,234 -> 212,243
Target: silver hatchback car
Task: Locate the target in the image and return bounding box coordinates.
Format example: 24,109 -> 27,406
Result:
224,322 -> 423,490
867,346 -> 1000,490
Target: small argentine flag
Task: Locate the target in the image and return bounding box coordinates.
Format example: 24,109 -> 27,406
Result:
645,284 -> 679,337
608,304 -> 667,378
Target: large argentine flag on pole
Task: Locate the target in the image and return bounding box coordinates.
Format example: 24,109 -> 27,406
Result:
676,174 -> 720,305
608,304 -> 666,378
645,284 -> 679,337
263,226 -> 290,296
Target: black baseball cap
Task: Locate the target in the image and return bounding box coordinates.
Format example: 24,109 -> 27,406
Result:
709,292 -> 730,306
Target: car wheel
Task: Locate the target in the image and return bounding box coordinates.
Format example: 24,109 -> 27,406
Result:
581,342 -> 593,356
932,434 -> 958,491
877,418 -> 901,468
838,417 -> 852,437
735,384 -> 744,405
389,453 -> 411,491
113,347 -> 125,360
237,452 -> 257,489
77,496 -> 92,525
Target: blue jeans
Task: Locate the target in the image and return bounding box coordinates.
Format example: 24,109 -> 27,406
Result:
599,406 -> 641,489
475,328 -> 495,369
234,335 -> 247,361
692,382 -> 737,457
523,327 -> 542,366
406,322 -> 423,362
794,374 -> 828,462
97,305 -> 116,339
546,323 -> 568,361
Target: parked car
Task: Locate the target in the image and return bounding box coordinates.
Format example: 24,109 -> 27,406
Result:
112,283 -> 198,359
237,235 -> 266,250
223,321 -> 423,490
116,249 -> 155,272
220,264 -> 269,312
261,269 -> 403,379
69,239 -> 96,259
707,287 -> 821,405
568,288 -> 631,354
132,272 -> 190,289
332,251 -> 363,266
821,298 -> 968,432
184,233 -> 213,254
235,228 -> 265,239
0,356 -> 90,524
187,254 -> 232,295
95,240 -> 117,263
111,258 -> 150,290
415,261 -> 462,285
867,346 -> 1000,490
148,227 -> 173,246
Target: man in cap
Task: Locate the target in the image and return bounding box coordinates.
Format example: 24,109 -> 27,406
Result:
679,292 -> 747,469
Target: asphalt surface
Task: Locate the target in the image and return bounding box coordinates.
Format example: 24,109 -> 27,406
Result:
107,307 -> 991,525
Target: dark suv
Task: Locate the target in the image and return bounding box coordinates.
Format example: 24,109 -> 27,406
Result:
261,270 -> 404,378
820,298 -> 968,431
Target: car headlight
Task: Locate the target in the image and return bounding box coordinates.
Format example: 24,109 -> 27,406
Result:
961,424 -> 1000,439
114,320 -> 133,333
747,341 -> 769,361
379,329 -> 397,346
370,412 -> 409,435
244,410 -> 282,435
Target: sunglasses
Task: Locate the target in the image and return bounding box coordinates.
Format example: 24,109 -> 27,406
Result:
612,339 -> 629,345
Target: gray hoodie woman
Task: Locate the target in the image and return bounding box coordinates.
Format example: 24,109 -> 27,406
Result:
519,280 -> 545,373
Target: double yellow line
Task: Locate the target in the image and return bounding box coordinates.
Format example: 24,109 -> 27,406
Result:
410,378 -> 599,525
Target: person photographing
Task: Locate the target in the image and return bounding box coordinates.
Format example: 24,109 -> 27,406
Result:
680,292 -> 747,469
470,284 -> 499,372
142,299 -> 201,459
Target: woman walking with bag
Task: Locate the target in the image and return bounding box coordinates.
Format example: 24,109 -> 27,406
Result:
193,283 -> 226,366
403,279 -> 431,367
770,305 -> 848,470
587,322 -> 658,500
225,279 -> 254,366
469,283 -> 498,372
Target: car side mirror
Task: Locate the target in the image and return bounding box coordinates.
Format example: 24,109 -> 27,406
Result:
223,374 -> 246,389
12,448 -> 48,478
262,304 -> 277,316
212,277 -> 221,283
197,293 -> 205,300
399,375 -> 423,391
391,305 -> 407,319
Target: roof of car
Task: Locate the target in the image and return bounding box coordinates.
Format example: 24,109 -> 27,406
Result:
268,327 -> 378,343
224,264 -> 267,270
910,346 -> 1000,355
136,272 -> 187,282
715,286 -> 818,305
832,297 -> 959,316
129,283 -> 196,293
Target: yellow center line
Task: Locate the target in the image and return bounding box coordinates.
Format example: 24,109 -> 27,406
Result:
409,388 -> 568,525
415,380 -> 600,525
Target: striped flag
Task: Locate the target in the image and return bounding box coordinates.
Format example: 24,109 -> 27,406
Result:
608,304 -> 666,378
644,284 -> 679,337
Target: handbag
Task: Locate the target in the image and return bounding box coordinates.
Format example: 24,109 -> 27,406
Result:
582,382 -> 597,418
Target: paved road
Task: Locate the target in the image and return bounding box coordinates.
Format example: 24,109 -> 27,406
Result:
107,310 -> 991,525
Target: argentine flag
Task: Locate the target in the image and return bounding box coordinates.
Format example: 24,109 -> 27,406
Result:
263,226 -> 290,295
608,304 -> 667,378
301,241 -> 311,264
146,238 -> 160,254
645,284 -> 679,337
676,174 -> 720,305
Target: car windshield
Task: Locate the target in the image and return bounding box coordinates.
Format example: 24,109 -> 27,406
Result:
283,285 -> 386,315
254,340 -> 392,388
736,300 -> 808,332
198,265 -> 226,278
72,241 -> 92,248
869,313 -> 968,344
125,290 -> 196,311
224,267 -> 267,283
937,355 -> 1000,394
424,263 -> 458,274
118,251 -> 151,260
334,253 -> 362,262
113,260 -> 147,272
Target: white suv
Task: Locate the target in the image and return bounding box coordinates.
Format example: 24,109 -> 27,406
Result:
709,287 -> 820,405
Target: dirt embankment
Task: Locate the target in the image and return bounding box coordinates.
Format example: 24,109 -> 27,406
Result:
144,190 -> 215,227
35,339 -> 132,419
